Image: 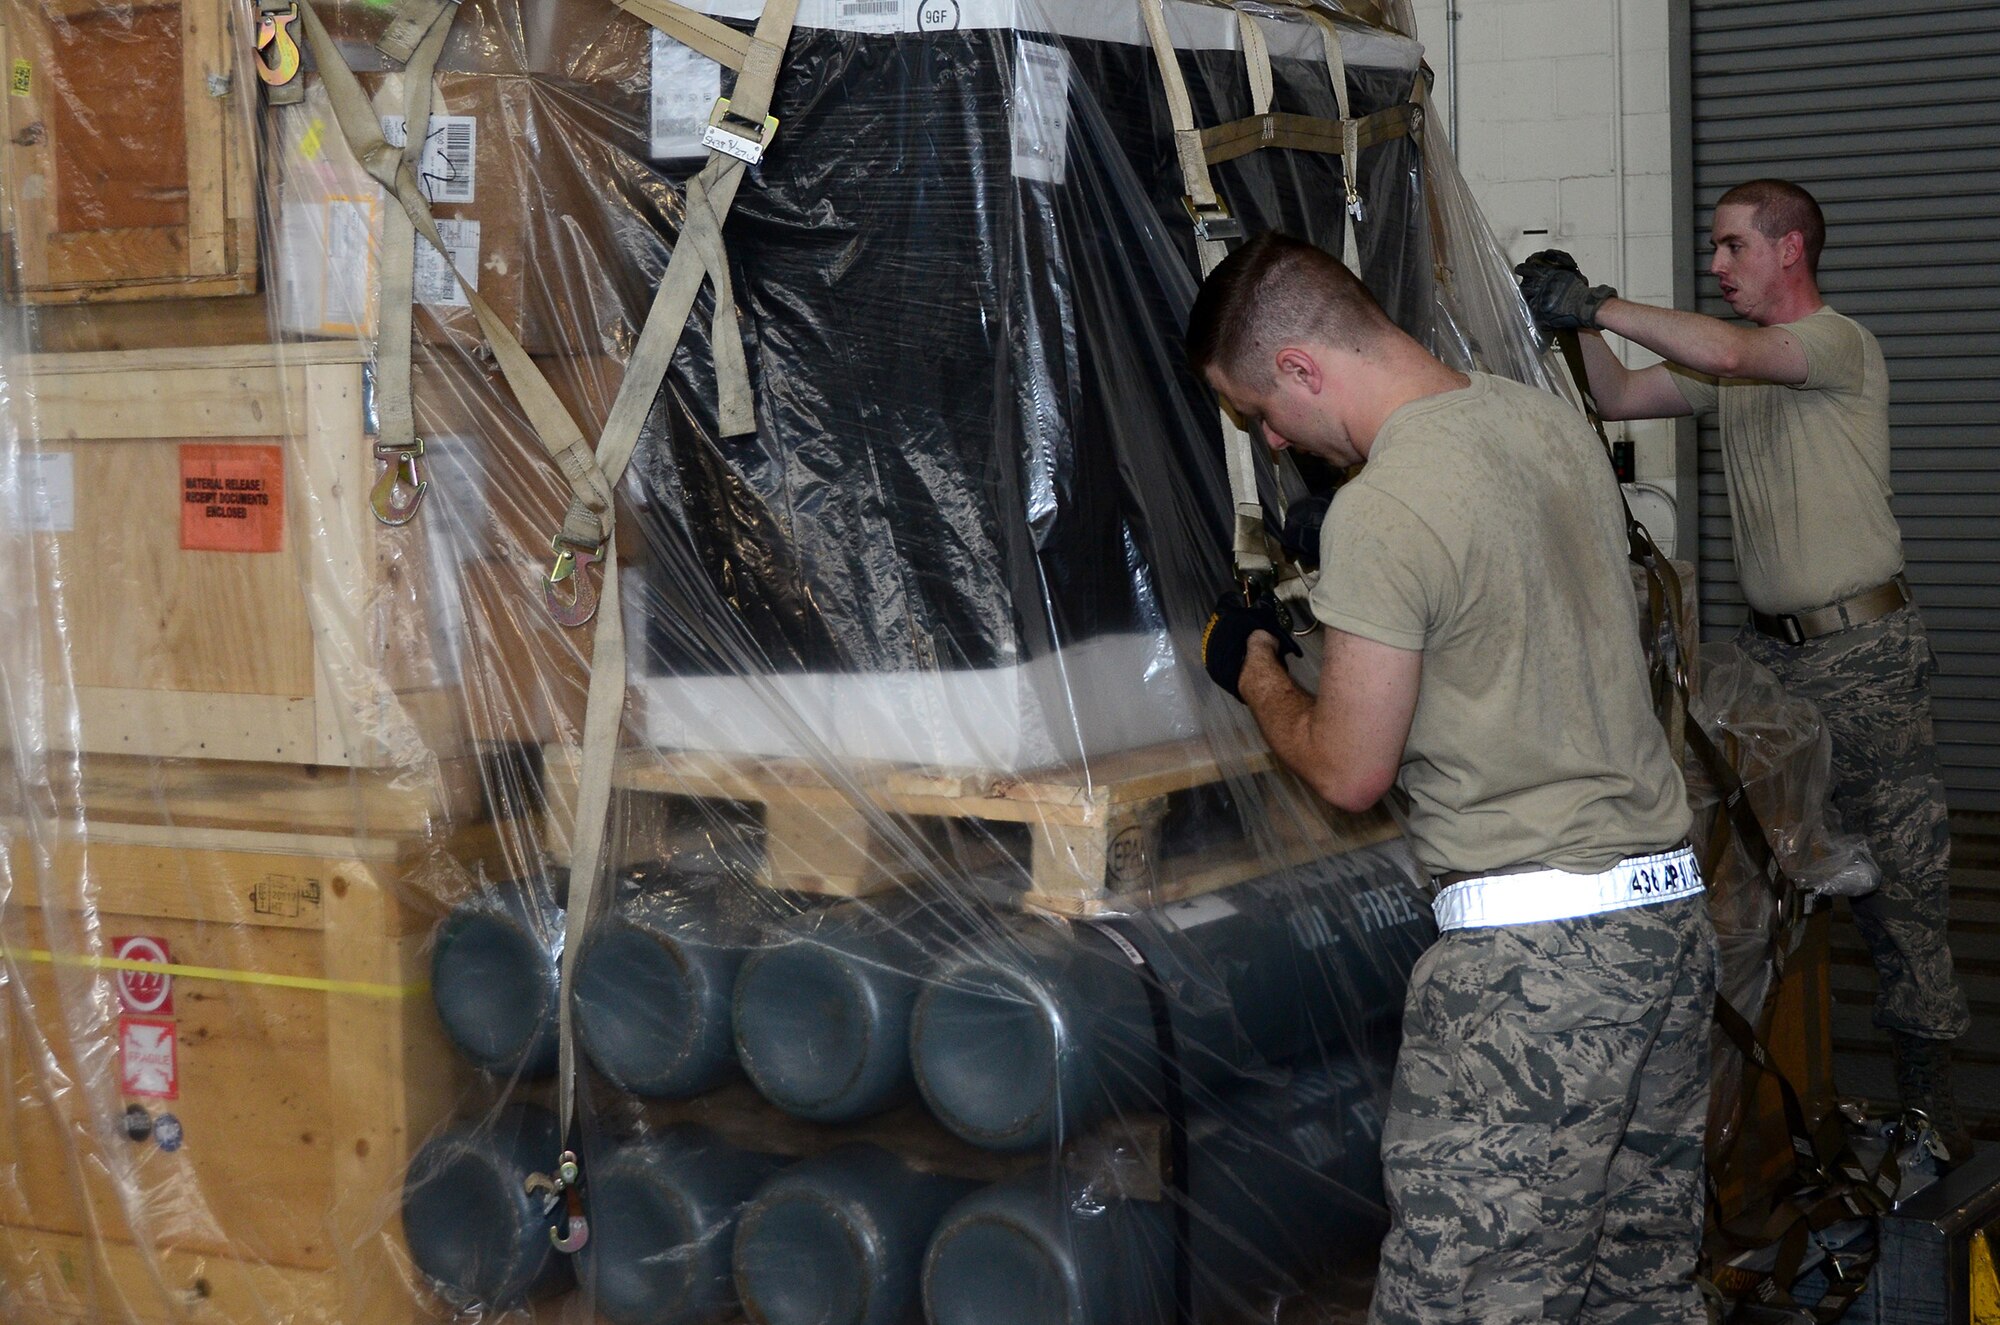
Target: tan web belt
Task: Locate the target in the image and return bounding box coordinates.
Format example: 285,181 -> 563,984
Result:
1750,575 -> 1910,646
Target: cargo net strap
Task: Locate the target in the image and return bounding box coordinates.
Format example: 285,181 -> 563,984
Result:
294,0 -> 615,552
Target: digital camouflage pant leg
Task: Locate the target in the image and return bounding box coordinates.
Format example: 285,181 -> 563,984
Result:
1367,894 -> 1716,1325
1735,606 -> 1969,1040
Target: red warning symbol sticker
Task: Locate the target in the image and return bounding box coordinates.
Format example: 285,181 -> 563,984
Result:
112,936 -> 174,1015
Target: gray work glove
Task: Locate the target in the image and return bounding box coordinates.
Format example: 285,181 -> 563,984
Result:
1514,249 -> 1617,333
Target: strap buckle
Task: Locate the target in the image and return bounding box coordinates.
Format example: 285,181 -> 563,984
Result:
702,98 -> 779,165
254,1 -> 302,88
544,533 -> 605,628
369,437 -> 428,526
1181,194 -> 1243,243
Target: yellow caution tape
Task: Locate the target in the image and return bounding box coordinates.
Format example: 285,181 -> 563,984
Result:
5,948 -> 424,1000
1974,1230 -> 1999,1325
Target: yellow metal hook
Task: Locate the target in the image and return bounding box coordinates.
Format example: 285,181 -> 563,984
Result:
255,4 -> 301,88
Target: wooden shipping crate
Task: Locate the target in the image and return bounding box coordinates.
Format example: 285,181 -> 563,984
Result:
13,342 -> 467,767
0,816 -> 501,1324
0,0 -> 258,303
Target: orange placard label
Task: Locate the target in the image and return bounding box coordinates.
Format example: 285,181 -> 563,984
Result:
180,444 -> 284,552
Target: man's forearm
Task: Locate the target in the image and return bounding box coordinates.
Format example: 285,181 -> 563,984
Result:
1596,296 -> 1768,379
1239,635 -> 1319,780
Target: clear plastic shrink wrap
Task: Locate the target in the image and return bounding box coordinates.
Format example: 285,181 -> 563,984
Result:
0,0 -> 1810,1321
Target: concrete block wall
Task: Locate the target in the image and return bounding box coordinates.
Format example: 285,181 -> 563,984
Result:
1405,0 -> 1683,493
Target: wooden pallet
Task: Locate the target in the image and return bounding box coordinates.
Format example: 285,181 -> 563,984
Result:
543,737 -> 1398,916
0,811 -> 508,1324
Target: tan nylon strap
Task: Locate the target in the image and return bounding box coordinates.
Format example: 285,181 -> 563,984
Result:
554,0 -> 801,1145
1236,11 -> 1273,116
614,0 -> 752,68
1199,104 -> 1415,165
296,0 -> 614,551
375,0 -> 455,64
1140,0 -> 1280,576
369,38 -> 443,467
1302,12 -> 1362,272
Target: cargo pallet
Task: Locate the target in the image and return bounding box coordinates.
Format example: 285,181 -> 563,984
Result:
542,736 -> 1400,916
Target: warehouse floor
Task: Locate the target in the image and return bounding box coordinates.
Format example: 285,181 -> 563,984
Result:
1833,821 -> 2000,1144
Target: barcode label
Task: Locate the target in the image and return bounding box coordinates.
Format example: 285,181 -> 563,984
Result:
836,0 -> 902,32
382,113 -> 478,204
415,219 -> 479,308
650,29 -> 722,160
1010,39 -> 1070,185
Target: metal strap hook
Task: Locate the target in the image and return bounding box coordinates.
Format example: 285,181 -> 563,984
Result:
524,1150 -> 589,1253
543,535 -> 604,628
255,3 -> 302,87
369,438 -> 428,526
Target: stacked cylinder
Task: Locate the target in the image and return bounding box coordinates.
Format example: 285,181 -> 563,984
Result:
401,840 -> 1434,1323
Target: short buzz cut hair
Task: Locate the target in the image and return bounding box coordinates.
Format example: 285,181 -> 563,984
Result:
1717,178 -> 1826,276
1185,232 -> 1396,383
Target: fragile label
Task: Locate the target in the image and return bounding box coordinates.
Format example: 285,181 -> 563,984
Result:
650,30 -> 723,161
10,60 -> 30,97
1010,39 -> 1071,185
382,112 -> 477,204
25,451 -> 73,532
119,1017 -> 179,1100
112,936 -> 174,1015
180,444 -> 285,553
415,218 -> 479,308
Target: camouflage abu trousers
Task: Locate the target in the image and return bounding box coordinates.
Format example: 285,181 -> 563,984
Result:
1735,604 -> 1970,1040
1367,894 -> 1716,1325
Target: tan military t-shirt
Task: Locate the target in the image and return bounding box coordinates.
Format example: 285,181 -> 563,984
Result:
1309,373 -> 1690,877
1671,306 -> 1902,615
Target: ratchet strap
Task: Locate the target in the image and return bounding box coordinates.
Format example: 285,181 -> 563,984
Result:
544,0 -> 802,1252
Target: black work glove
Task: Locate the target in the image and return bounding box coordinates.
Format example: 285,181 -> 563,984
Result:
1202,591 -> 1303,702
1278,492 -> 1336,567
1514,248 -> 1617,333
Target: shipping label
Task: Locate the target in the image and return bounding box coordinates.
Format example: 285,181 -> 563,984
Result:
835,0 -> 903,33
650,30 -> 724,161
180,444 -> 285,553
416,218 -> 479,308
382,113 -> 477,204
25,451 -> 73,533
1010,38 -> 1071,185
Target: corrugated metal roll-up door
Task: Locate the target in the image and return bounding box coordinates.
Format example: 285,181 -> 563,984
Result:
1687,0 -> 2000,814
